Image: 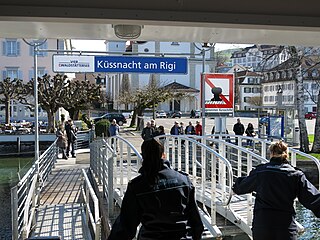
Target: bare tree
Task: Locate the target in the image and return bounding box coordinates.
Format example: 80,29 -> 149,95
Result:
61,79 -> 102,120
118,81 -> 184,129
0,78 -> 29,124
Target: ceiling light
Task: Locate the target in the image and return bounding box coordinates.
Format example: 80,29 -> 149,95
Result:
113,25 -> 143,39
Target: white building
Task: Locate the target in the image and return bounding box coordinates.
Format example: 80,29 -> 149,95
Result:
261,56 -> 319,113
231,45 -> 290,71
235,70 -> 262,111
105,41 -> 216,113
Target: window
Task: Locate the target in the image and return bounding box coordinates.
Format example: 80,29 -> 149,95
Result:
311,83 -> 319,89
304,95 -> 309,101
244,87 -> 251,93
2,39 -> 20,56
29,67 -> 47,80
3,67 -> 22,80
264,96 -> 268,102
244,97 -> 251,102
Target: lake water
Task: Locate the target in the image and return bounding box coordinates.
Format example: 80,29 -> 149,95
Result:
0,157 -> 319,239
0,157 -> 32,240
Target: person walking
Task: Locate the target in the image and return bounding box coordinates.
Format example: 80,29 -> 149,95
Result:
56,124 -> 68,159
109,119 -> 120,137
245,123 -> 255,146
232,140 -> 320,240
109,119 -> 120,150
107,139 -> 204,240
65,119 -> 77,158
141,121 -> 154,141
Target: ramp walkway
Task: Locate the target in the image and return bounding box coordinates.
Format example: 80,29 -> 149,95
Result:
31,154 -> 89,240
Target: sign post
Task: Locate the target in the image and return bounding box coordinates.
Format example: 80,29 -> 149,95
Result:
201,73 -> 234,134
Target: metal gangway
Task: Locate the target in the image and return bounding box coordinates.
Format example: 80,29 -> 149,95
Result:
11,131 -> 100,240
89,134 -> 277,238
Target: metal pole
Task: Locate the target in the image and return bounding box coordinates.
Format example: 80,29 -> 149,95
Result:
34,45 -> 40,167
201,50 -> 206,136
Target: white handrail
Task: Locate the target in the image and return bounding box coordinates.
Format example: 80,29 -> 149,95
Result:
81,169 -> 101,240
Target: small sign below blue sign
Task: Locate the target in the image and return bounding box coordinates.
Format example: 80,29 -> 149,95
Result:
94,56 -> 188,74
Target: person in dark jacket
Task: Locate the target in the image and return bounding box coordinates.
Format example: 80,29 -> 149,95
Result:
233,118 -> 244,144
245,123 -> 255,146
108,139 -> 204,240
65,119 -> 77,158
232,140 -> 320,240
141,121 -> 154,141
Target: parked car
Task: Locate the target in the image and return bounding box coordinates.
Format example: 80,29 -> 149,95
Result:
93,113 -> 127,126
305,112 -> 316,119
167,110 -> 182,118
156,110 -> 167,118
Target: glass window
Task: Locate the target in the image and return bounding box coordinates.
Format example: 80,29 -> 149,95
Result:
5,67 -> 19,79
244,87 -> 251,93
3,39 -> 20,56
244,97 -> 251,102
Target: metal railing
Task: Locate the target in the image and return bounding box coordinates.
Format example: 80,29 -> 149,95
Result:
208,134 -> 320,188
81,169 -> 101,240
90,136 -> 142,218
90,135 -> 234,238
76,130 -> 94,150
11,140 -> 58,240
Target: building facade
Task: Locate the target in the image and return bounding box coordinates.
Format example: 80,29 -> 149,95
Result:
105,41 -> 216,113
0,38 -> 65,122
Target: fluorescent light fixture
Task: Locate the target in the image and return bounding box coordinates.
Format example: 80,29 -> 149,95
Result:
113,25 -> 143,39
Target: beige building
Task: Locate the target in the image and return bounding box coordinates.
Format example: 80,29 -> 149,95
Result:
0,38 -> 65,122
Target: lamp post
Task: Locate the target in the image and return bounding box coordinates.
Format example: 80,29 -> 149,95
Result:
22,39 -> 47,168
193,42 -> 215,135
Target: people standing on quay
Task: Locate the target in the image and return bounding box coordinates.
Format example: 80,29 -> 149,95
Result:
170,121 -> 181,136
232,140 -> 320,240
154,125 -> 166,146
65,119 -> 77,158
195,121 -> 202,136
141,121 -> 154,141
185,121 -> 195,135
56,124 -> 68,159
107,139 -> 204,240
245,123 -> 256,146
233,118 -> 244,144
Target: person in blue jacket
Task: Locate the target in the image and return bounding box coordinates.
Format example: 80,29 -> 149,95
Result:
108,138 -> 204,240
232,140 -> 320,240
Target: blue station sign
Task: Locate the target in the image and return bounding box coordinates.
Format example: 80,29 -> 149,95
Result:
53,55 -> 188,74
94,56 -> 188,74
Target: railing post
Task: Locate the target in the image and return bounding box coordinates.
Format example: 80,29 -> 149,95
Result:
261,141 -> 266,159
247,154 -> 253,225
11,186 -> 18,240
108,152 -> 114,217
211,153 -> 217,225
95,219 -> 101,240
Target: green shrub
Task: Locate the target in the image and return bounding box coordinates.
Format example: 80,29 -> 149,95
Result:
95,119 -> 110,137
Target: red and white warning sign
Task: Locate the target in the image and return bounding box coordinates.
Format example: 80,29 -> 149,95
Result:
201,73 -> 234,114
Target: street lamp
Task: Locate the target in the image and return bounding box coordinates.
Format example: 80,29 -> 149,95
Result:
193,42 -> 215,135
22,38 -> 47,168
